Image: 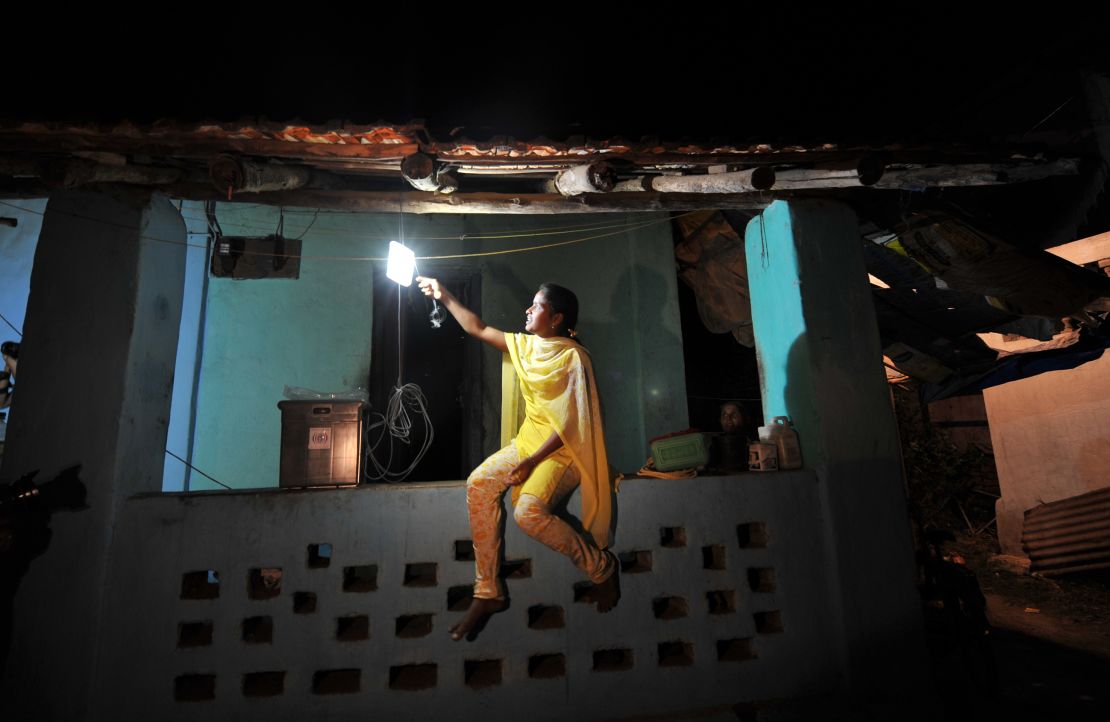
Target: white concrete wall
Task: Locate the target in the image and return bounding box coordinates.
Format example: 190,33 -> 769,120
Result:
1,191 -> 186,719
88,472 -> 837,721
985,352 -> 1110,555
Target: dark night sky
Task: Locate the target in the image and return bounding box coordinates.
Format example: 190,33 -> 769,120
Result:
7,9 -> 1109,144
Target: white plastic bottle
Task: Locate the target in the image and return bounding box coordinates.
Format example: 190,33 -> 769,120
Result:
758,416 -> 802,470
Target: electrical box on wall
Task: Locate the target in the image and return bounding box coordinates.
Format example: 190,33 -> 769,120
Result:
212,234 -> 302,279
278,400 -> 364,487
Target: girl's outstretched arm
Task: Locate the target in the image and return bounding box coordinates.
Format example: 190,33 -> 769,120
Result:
417,276 -> 508,352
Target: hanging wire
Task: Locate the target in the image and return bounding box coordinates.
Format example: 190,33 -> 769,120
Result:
1021,96 -> 1074,141
0,312 -> 23,338
173,208 -> 642,241
687,393 -> 763,402
360,183 -> 437,483
164,449 -> 232,490
0,199 -> 685,264
294,209 -> 320,240
759,209 -> 770,269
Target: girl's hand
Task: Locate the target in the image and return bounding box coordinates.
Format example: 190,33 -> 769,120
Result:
508,456 -> 538,486
416,276 -> 442,300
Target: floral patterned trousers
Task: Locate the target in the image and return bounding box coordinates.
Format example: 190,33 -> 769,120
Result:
467,444 -> 616,599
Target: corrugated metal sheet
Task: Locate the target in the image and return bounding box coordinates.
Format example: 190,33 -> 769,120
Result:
1022,486 -> 1110,576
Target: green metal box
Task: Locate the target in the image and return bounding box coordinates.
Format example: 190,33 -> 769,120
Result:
650,432 -> 709,472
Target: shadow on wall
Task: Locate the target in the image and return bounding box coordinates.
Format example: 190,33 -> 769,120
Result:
0,466 -> 87,679
781,333 -> 814,470
597,264 -> 685,547
600,263 -> 685,441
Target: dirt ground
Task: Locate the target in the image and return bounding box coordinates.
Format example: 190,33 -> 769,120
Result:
937,531 -> 1110,720
957,532 -> 1110,657
892,382 -> 1110,720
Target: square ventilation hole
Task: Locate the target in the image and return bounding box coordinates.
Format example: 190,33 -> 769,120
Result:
592,648 -> 633,672
312,669 -> 360,695
293,591 -> 317,614
652,596 -> 689,620
572,581 -> 594,604
395,613 -> 433,638
747,567 -> 776,593
174,674 -> 215,702
702,545 -> 727,570
404,562 -> 438,587
241,616 -> 273,644
528,654 -> 566,679
248,568 -> 282,600
658,641 -> 695,667
706,590 -> 737,615
242,671 -> 284,697
454,539 -> 475,561
447,585 -> 473,612
307,543 -> 333,569
389,664 -> 437,691
504,558 -> 532,579
660,526 -> 687,548
717,638 -> 757,662
754,610 -> 784,634
177,621 -> 213,648
464,659 -> 503,688
618,550 -> 652,574
180,570 -> 219,600
343,565 -> 378,592
336,615 -> 370,641
527,605 -> 565,630
736,522 -> 769,549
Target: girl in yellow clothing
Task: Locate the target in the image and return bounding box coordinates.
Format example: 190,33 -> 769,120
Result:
416,277 -> 620,641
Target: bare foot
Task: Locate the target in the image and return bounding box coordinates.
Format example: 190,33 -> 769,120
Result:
594,559 -> 621,613
449,597 -> 507,641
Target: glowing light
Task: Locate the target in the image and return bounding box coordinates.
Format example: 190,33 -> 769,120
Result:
386,241 -> 416,286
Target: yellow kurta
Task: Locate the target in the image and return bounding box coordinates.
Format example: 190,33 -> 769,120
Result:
503,332 -> 614,548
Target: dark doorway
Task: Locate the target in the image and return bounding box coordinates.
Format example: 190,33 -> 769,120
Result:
369,269 -> 483,482
674,258 -> 763,436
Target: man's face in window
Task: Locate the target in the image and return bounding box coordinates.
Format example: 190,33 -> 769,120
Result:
720,403 -> 743,433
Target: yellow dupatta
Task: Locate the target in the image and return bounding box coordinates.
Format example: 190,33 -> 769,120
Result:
502,333 -> 614,548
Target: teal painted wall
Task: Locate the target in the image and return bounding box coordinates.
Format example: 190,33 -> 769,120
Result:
742,203 -> 811,444
188,208 -> 687,489
745,200 -> 899,468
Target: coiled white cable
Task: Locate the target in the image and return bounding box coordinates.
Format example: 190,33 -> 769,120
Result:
363,382 -> 435,483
